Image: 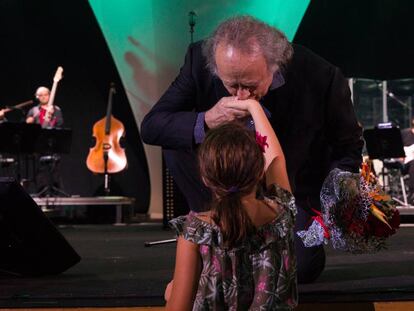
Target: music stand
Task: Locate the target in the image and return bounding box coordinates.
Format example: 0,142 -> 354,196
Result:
4,109 -> 25,123
0,123 -> 41,182
35,128 -> 72,155
0,123 -> 41,154
34,128 -> 72,197
363,125 -> 406,203
363,126 -> 405,159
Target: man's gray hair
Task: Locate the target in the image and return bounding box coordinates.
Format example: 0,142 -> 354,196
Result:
203,15 -> 293,74
35,86 -> 50,96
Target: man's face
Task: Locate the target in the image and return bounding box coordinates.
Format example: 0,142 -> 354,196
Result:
215,42 -> 274,100
36,88 -> 50,105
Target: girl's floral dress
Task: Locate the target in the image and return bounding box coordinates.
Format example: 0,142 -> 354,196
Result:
170,184 -> 297,310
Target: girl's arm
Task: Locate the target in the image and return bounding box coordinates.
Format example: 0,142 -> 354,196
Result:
165,236 -> 201,311
224,99 -> 291,192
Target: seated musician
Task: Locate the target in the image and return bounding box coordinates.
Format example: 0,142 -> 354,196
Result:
26,86 -> 63,128
26,86 -> 64,196
401,118 -> 414,204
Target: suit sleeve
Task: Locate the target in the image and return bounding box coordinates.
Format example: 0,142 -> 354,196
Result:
140,44 -> 199,150
325,67 -> 364,173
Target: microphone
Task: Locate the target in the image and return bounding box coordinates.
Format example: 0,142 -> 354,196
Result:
188,11 -> 197,43
110,82 -> 116,94
387,91 -> 409,108
188,11 -> 196,27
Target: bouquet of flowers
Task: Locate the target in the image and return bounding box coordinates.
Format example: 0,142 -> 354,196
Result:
297,163 -> 400,253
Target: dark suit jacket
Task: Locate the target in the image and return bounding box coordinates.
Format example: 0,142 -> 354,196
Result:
141,41 -> 363,211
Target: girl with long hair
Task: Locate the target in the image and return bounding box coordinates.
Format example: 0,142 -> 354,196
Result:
165,99 -> 297,310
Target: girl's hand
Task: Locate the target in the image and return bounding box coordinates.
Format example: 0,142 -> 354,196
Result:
205,96 -> 250,129
164,280 -> 174,302
223,98 -> 260,112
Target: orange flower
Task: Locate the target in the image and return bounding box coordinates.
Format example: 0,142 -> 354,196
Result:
371,193 -> 391,201
370,204 -> 392,229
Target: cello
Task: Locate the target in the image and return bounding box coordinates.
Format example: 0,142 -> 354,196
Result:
86,83 -> 127,193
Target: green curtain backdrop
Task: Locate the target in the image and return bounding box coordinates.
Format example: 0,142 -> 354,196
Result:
88,0 -> 309,216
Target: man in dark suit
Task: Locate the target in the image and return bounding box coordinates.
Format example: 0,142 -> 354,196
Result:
141,16 -> 363,283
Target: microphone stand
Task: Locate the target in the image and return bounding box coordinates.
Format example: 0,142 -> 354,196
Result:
143,11 -> 197,247
388,91 -> 410,109
144,238 -> 176,247
387,91 -> 412,128
4,99 -> 34,111
188,11 -> 196,44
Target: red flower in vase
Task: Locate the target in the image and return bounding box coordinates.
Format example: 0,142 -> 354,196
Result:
367,211 -> 400,238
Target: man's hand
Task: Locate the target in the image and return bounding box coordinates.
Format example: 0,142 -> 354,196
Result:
0,109 -> 5,119
46,105 -> 54,115
204,96 -> 250,129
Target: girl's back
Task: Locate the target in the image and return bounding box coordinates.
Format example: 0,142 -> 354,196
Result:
165,101 -> 297,311
170,184 -> 297,310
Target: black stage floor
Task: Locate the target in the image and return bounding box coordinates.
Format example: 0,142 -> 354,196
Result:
1,223 -> 414,308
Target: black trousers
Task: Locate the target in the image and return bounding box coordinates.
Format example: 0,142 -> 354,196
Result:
294,203 -> 326,283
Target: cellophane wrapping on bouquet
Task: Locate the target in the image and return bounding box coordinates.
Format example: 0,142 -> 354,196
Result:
297,163 -> 400,253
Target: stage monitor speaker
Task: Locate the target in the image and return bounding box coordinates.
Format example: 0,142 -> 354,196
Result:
0,177 -> 81,276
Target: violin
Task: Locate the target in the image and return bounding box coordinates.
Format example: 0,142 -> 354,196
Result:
86,84 -> 127,174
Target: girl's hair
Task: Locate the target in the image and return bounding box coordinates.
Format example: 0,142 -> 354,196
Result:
198,122 -> 265,248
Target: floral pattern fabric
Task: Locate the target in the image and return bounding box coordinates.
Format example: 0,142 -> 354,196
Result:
170,184 -> 297,310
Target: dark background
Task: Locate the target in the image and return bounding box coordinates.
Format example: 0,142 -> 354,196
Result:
1,0 -> 413,216
0,0 -> 150,213
294,0 -> 414,79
